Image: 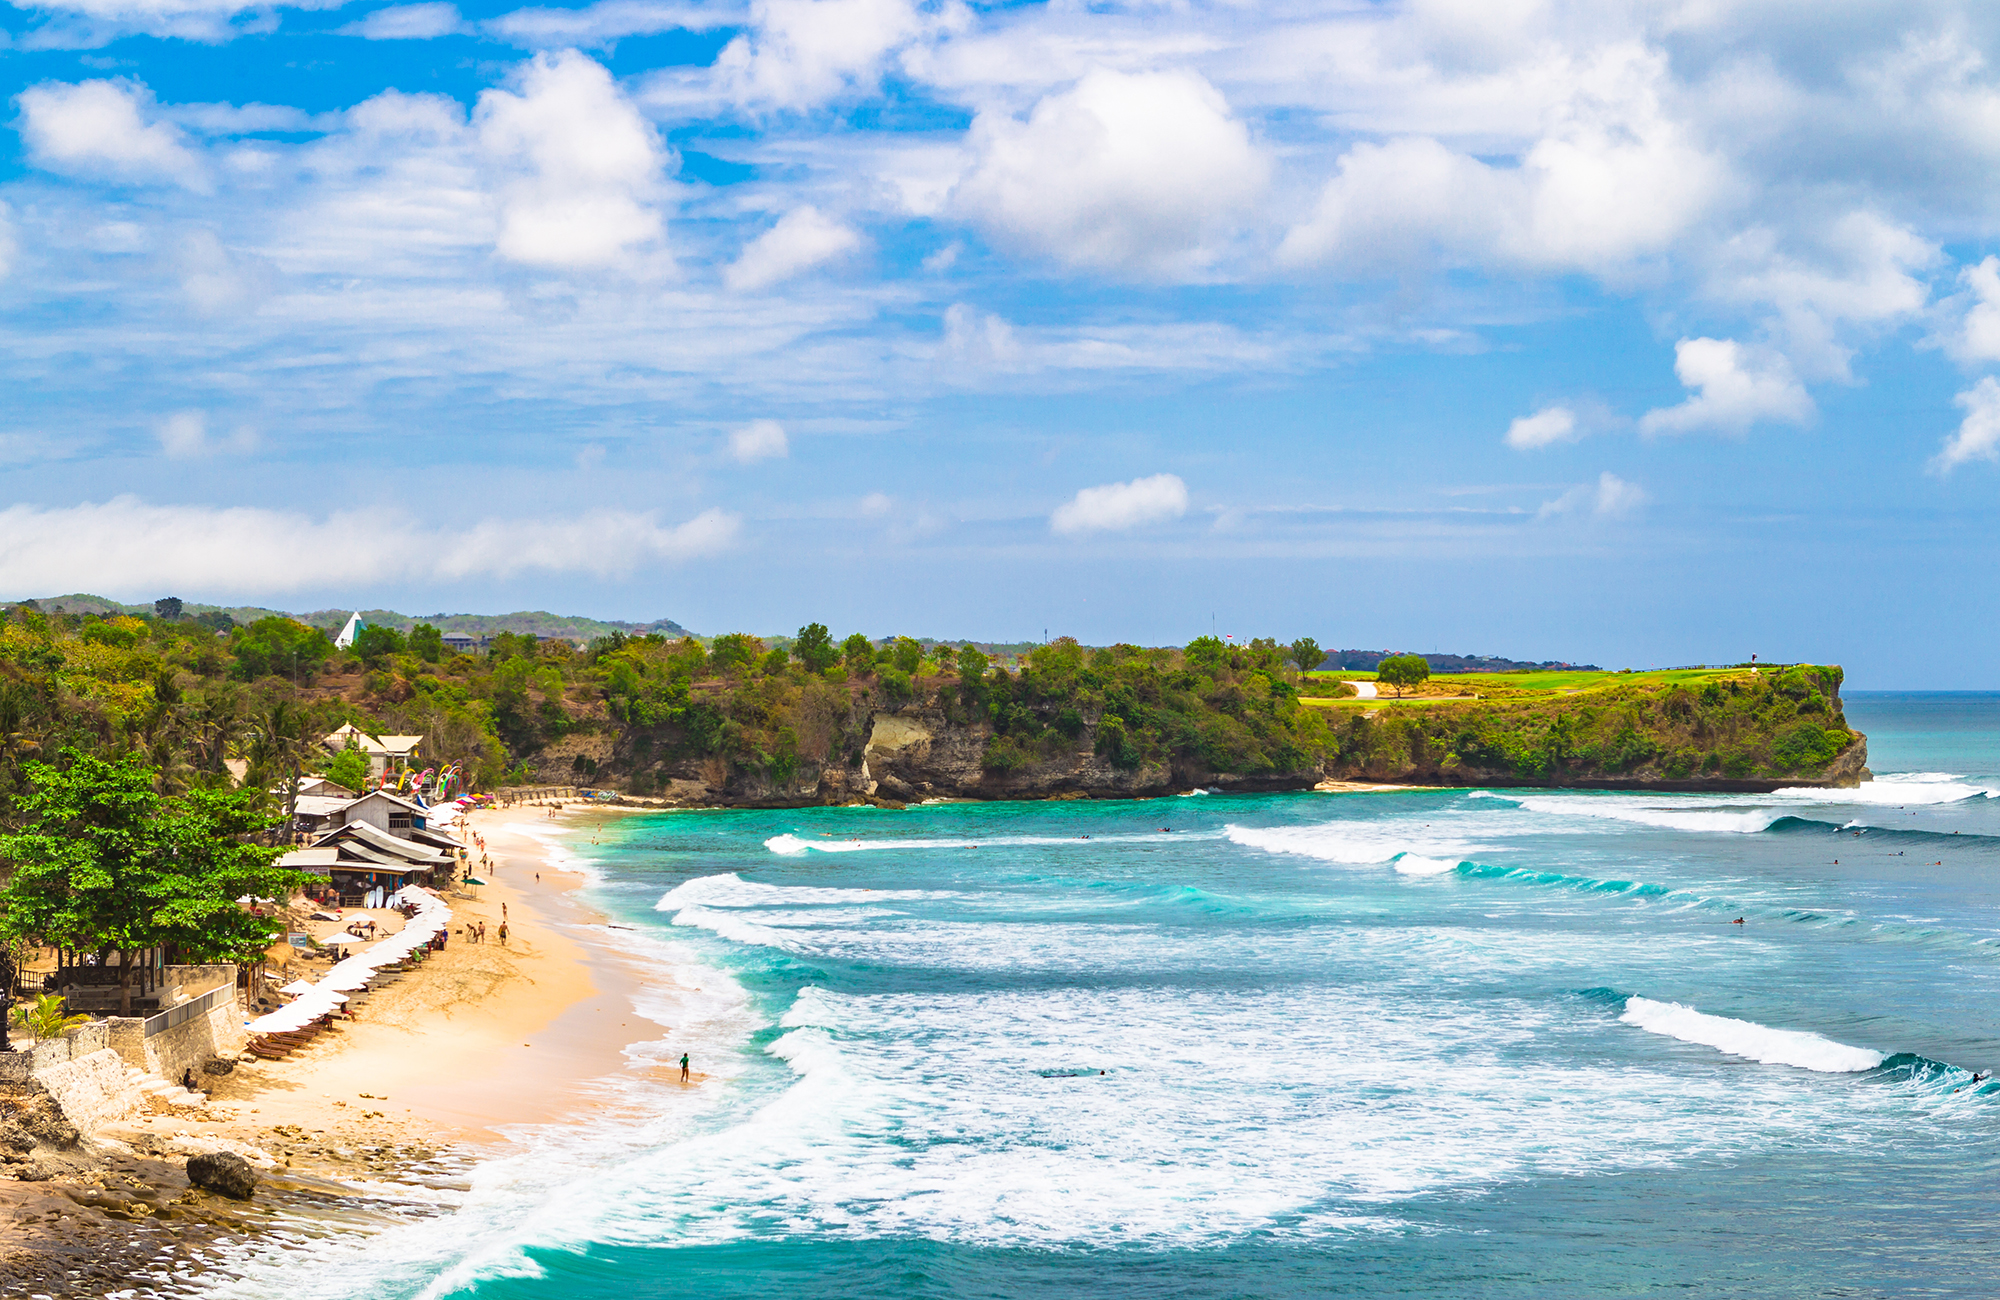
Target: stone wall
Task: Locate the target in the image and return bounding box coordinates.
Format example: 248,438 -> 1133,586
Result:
0,1022 -> 139,1134
160,965 -> 236,1005
32,1048 -> 139,1134
137,995 -> 247,1084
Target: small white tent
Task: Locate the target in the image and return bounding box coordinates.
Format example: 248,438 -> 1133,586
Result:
334,612 -> 362,648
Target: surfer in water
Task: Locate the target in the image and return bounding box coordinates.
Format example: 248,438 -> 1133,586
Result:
1732,917 -> 1745,925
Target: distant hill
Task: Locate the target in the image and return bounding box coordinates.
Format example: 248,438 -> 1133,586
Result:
17,594 -> 689,642
1320,649 -> 1601,673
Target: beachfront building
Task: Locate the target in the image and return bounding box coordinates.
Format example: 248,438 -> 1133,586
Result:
278,790 -> 461,907
322,722 -> 424,781
442,631 -> 480,654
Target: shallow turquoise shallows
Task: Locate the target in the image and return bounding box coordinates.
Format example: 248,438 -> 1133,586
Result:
210,692 -> 2000,1299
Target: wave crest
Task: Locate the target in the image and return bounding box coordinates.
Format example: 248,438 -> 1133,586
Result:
1619,995 -> 1886,1073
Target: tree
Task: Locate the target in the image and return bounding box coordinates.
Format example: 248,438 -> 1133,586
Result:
322,743 -> 371,793
0,751 -> 305,1015
794,623 -> 839,674
153,597 -> 184,622
230,617 -> 332,681
409,623 -> 445,664
761,646 -> 791,675
1185,636 -> 1228,670
1290,637 -> 1323,674
891,637 -> 923,675
246,698 -> 316,825
1376,654 -> 1430,698
957,645 -> 989,683
842,633 -> 875,676
708,633 -> 764,677
353,623 -> 406,667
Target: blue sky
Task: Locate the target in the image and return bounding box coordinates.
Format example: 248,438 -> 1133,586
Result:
3,0 -> 2000,683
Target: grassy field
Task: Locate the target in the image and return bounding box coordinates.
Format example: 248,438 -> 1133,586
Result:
1300,666 -> 1767,707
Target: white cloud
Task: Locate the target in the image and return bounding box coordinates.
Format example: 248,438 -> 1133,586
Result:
177,229 -> 276,316
0,497 -> 738,594
859,491 -> 893,516
1537,471 -> 1646,520
157,410 -> 256,458
1942,255 -> 2000,366
713,0 -> 921,109
343,3 -> 465,38
487,0 -> 732,48
15,79 -> 207,189
1638,337 -> 1813,436
473,50 -> 673,268
1050,473 -> 1188,535
724,206 -> 862,291
1280,45 -> 1721,276
939,302 -> 1022,369
728,418 -> 789,462
1505,405 -> 1579,451
955,68 -> 1269,275
1711,212 -> 1938,383
1934,376 -> 2000,473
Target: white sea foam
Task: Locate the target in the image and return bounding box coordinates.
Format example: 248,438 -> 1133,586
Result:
657,871 -> 954,911
1391,854 -> 1459,876
1771,774 -> 1994,806
766,829 -> 1221,856
1619,996 -> 1887,1072
1227,822 -> 1480,867
1498,795 -> 1783,834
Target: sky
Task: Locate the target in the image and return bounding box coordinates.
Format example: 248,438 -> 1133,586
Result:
3,1 -> 2000,684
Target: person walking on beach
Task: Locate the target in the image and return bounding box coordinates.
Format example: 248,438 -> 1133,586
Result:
680,1053 -> 690,1082
498,922 -> 508,945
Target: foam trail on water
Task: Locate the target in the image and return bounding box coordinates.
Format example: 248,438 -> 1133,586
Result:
658,872 -> 955,911
1227,823 -> 1482,866
1772,773 -> 1994,806
1620,996 -> 1887,1072
1500,796 -> 1783,834
1391,854 -> 1459,877
766,830 -> 1221,856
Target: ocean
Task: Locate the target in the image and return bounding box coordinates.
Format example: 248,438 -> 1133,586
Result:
210,692 -> 2000,1298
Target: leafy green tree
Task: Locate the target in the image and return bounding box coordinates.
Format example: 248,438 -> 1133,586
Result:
193,610 -> 235,633
933,644 -> 959,675
353,623 -> 407,666
231,617 -> 333,682
322,744 -> 371,793
0,751 -> 305,1014
892,637 -> 923,675
761,646 -> 791,675
1185,636 -> 1228,670
794,623 -> 839,674
1376,654 -> 1431,698
957,646 -> 989,682
409,622 -> 445,664
1289,637 -> 1323,674
842,633 -> 876,676
708,633 -> 764,676
153,597 -> 184,622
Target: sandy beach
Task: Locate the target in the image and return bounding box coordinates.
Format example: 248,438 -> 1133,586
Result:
0,802 -> 678,1291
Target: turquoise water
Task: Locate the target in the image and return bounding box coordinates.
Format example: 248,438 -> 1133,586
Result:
215,693 -> 2000,1298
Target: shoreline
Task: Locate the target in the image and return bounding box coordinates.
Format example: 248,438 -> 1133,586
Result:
0,803 -> 676,1291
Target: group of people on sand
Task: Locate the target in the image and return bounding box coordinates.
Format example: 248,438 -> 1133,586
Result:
462,918 -> 509,945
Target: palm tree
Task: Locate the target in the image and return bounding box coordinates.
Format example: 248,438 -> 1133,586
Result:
246,697 -> 315,838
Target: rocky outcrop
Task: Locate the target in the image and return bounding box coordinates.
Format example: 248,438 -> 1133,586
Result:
186,1150 -> 257,1200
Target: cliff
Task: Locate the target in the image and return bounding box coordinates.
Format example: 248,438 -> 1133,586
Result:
570,659 -> 1867,807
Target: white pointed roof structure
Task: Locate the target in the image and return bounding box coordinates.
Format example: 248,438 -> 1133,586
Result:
334,611 -> 362,648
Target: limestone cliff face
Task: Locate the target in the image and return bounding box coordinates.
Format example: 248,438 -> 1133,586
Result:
583,679 -> 1872,807
629,702 -> 1323,807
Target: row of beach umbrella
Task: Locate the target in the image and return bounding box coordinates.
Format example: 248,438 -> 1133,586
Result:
245,885 -> 453,1036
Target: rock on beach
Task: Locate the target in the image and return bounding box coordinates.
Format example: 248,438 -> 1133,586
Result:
186,1150 -> 257,1200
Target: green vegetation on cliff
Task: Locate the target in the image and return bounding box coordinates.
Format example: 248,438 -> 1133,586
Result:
0,602 -> 1860,812
1321,664 -> 1858,785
